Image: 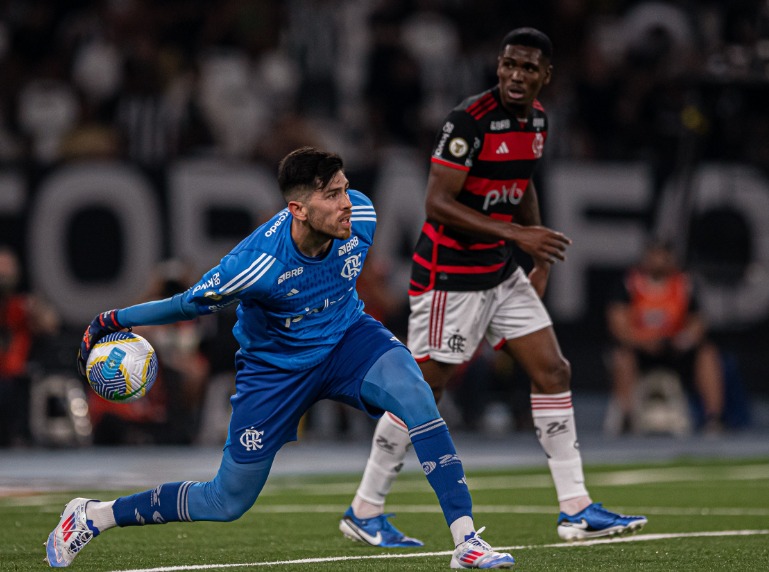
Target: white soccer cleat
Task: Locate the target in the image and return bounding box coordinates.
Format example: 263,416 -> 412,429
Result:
450,527 -> 515,569
44,498 -> 99,567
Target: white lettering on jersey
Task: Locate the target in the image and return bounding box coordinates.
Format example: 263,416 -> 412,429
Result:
278,267 -> 303,284
264,210 -> 289,237
338,236 -> 359,256
434,121 -> 455,157
283,292 -> 348,328
192,272 -> 220,294
490,119 -> 511,131
482,183 -> 525,210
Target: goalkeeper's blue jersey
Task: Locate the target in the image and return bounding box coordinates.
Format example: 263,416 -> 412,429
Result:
184,189 -> 376,370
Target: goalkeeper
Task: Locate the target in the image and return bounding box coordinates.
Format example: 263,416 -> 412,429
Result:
44,147 -> 515,569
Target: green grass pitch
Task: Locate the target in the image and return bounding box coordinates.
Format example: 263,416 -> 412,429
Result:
3,457 -> 768,571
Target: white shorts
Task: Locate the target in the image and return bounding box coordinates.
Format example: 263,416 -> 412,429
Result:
407,267 -> 552,364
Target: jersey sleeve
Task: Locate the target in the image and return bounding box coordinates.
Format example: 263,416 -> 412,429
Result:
183,248 -> 279,315
430,109 -> 480,172
349,189 -> 376,245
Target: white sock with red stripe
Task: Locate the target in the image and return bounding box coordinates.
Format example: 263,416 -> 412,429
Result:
351,412 -> 411,518
530,392 -> 591,511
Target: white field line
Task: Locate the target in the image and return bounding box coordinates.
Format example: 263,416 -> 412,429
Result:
263,463 -> 769,495
111,529 -> 769,572
13,498 -> 769,518
251,503 -> 769,517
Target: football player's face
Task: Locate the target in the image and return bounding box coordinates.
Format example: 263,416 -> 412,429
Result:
305,170 -> 353,240
497,45 -> 552,113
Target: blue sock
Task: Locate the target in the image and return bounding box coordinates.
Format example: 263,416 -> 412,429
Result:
113,481 -> 197,526
409,418 -> 473,526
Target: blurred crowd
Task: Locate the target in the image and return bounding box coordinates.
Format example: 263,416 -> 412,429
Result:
1,0 -> 765,447
0,0 -> 767,173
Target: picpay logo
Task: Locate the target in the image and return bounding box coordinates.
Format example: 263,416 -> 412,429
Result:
482,182 -> 524,211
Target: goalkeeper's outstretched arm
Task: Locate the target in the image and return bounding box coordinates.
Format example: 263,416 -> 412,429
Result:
116,292 -> 201,327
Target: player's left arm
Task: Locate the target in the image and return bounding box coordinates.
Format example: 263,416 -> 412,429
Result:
514,180 -> 551,298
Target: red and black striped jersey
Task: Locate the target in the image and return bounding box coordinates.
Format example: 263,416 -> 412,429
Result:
409,86 -> 548,294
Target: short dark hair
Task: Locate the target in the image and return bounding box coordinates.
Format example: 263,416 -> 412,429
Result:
277,147 -> 344,200
500,27 -> 553,59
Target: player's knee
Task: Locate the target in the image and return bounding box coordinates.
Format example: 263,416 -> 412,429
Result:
215,501 -> 251,522
398,377 -> 440,427
536,356 -> 571,393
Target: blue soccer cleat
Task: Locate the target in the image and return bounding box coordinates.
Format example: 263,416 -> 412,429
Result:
451,527 -> 515,569
44,498 -> 100,567
557,502 -> 647,540
339,507 -> 424,548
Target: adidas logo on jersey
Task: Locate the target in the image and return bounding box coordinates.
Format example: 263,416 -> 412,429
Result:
495,141 -> 510,154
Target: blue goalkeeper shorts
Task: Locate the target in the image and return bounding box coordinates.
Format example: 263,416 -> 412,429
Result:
225,313 -> 407,463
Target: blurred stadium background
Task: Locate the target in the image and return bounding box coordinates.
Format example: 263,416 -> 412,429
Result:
0,0 -> 768,453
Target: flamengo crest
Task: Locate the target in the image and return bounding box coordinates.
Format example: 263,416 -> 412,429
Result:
341,253 -> 362,280
240,427 -> 264,451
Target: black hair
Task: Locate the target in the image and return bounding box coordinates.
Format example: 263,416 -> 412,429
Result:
499,27 -> 553,59
277,146 -> 344,200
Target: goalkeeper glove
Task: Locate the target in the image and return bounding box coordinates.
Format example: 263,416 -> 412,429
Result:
76,309 -> 128,378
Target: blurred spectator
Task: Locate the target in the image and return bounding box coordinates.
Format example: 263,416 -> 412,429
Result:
605,240 -> 725,435
363,5 -> 424,148
89,259 -> 211,445
0,246 -> 60,446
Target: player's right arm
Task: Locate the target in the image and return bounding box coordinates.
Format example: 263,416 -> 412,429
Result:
425,160 -> 571,264
77,249 -> 269,377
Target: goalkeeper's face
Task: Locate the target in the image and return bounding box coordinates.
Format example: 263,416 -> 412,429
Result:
303,170 -> 353,241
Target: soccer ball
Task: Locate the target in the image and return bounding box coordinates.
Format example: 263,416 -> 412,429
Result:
85,331 -> 158,402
